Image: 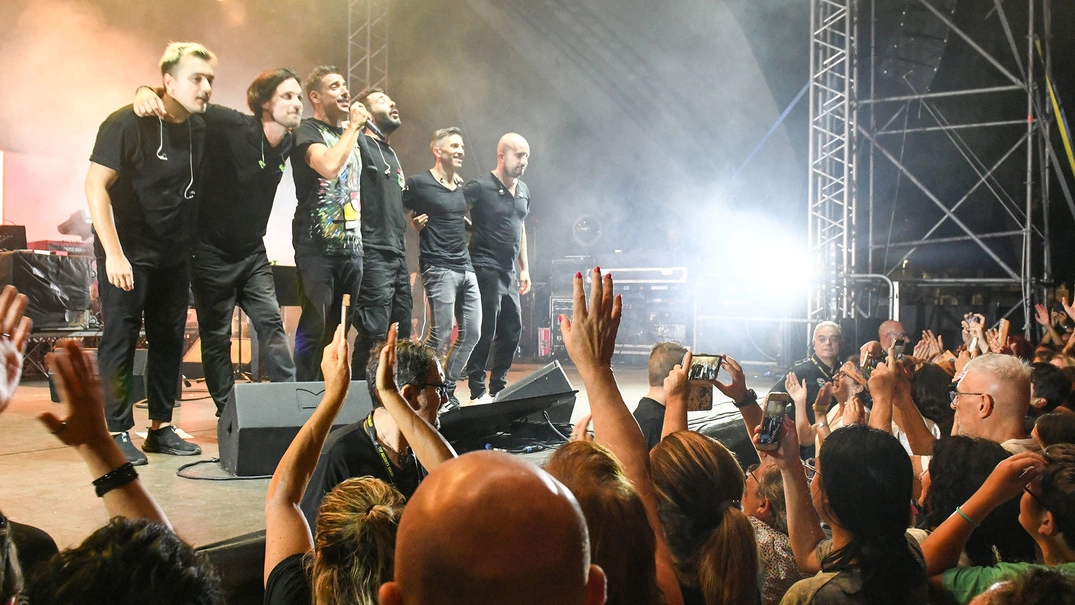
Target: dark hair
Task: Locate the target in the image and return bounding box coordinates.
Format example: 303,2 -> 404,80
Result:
650,431 -> 758,605
1039,444 -> 1075,550
912,363 -> 956,436
1035,412 -> 1075,447
354,87 -> 385,108
26,517 -> 224,605
818,425 -> 925,604
648,342 -> 688,387
364,340 -> 439,407
0,512 -> 21,604
921,436 -> 1036,565
246,68 -> 300,119
304,65 -> 342,96
545,441 -> 661,605
1031,362 -> 1074,413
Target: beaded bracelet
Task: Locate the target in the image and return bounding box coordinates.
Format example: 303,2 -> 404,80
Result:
955,506 -> 980,529
93,462 -> 138,498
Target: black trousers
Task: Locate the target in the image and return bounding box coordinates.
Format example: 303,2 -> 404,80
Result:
294,251 -> 362,381
352,248 -> 413,378
97,257 -> 189,432
190,243 -> 296,412
466,266 -> 522,397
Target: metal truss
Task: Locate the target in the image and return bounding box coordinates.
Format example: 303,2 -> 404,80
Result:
808,0 -> 857,322
809,0 -> 1064,334
347,0 -> 389,93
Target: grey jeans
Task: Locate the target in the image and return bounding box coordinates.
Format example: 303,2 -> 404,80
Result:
421,265 -> 482,384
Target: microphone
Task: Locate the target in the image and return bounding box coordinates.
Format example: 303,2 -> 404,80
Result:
364,119 -> 385,139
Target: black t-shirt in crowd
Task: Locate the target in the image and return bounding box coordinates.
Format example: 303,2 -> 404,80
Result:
195,105 -> 292,260
633,397 -> 667,450
359,134 -> 407,256
464,172 -> 530,273
89,105 -> 205,267
403,171 -> 472,272
264,553 -> 310,605
299,416 -> 424,529
289,118 -> 362,257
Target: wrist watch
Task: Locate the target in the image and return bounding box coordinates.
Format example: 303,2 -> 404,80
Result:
734,389 -> 757,408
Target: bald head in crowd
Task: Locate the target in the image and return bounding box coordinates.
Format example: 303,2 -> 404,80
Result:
379,450 -> 607,605
878,320 -> 908,350
953,354 -> 1035,451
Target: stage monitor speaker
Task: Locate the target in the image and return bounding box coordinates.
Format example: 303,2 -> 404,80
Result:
439,361 -> 577,443
218,380 -> 374,477
0,226 -> 27,251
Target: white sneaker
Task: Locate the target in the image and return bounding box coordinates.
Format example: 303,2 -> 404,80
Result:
471,393 -> 495,405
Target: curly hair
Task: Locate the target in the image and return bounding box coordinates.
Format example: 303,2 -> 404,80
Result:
545,441 -> 661,605
311,477 -> 405,605
26,517 -> 223,605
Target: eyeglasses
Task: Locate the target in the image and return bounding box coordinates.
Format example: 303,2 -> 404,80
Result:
948,386 -> 985,406
746,463 -> 760,485
803,458 -> 819,482
415,381 -> 451,400
1023,485 -> 1049,511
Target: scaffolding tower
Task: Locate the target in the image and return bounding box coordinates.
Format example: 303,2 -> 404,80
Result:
347,0 -> 389,93
808,0 -> 1064,335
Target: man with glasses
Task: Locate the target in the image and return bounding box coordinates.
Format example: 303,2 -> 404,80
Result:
950,354 -> 1040,454
300,338 -> 447,525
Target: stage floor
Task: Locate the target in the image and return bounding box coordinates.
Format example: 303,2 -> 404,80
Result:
0,360 -> 779,549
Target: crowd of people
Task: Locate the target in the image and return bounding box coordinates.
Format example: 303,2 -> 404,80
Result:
6,261 -> 1075,603
6,37 -> 1075,605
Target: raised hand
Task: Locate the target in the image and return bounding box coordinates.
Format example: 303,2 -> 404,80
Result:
39,340 -> 110,448
559,268 -> 621,377
714,355 -> 748,404
785,371 -> 807,409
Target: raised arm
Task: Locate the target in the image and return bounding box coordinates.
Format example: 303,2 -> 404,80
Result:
920,451 -> 1045,575
40,340 -> 168,526
760,416 -> 826,573
560,269 -> 683,605
375,323 -> 456,470
304,103 -> 368,179
263,325 -> 350,583
660,351 -> 690,439
0,286 -> 32,414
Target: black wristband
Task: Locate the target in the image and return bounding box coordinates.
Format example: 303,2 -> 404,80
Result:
93,462 -> 138,497
734,388 -> 758,408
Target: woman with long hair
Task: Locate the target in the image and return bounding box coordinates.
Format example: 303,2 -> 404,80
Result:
545,440 -> 662,605
650,430 -> 759,605
766,422 -> 927,604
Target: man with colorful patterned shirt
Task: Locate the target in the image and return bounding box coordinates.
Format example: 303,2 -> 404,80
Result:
289,65 -> 368,380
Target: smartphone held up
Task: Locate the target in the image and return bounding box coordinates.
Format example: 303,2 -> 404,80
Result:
757,392 -> 790,451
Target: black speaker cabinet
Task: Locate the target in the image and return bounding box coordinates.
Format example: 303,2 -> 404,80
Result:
217,380 -> 374,477
439,361 -> 577,442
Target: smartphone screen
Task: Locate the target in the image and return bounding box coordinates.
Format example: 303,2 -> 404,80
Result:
757,393 -> 789,450
688,354 -> 724,382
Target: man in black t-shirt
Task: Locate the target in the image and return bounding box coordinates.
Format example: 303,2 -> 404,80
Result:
404,128 -> 481,411
633,342 -> 690,449
350,88 -> 412,380
289,66 -> 368,380
86,42 -> 215,464
135,69 -> 303,414
299,338 -> 446,527
463,133 -> 532,402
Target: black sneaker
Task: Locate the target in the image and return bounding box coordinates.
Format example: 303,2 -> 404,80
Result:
113,432 -> 148,466
142,426 -> 202,456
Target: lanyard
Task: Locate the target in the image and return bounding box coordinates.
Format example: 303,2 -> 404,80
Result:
810,355 -> 835,382
366,413 -> 397,484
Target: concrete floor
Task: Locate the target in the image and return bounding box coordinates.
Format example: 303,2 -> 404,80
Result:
0,359 -> 780,550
